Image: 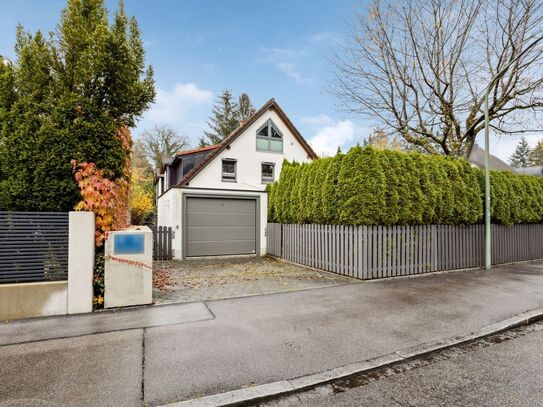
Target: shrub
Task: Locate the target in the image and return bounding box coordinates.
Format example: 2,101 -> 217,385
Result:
93,251 -> 105,310
321,152 -> 344,223
337,146 -> 387,225
268,146 -> 543,226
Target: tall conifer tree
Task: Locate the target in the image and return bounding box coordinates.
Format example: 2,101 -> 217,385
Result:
200,89 -> 239,146
509,137 -> 531,168
0,0 -> 155,211
529,140 -> 543,166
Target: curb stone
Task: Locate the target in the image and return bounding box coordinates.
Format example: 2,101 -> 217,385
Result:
160,307 -> 543,407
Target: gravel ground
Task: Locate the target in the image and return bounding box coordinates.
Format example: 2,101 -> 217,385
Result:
153,256 -> 357,304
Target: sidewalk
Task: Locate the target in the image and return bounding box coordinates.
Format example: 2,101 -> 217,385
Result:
1,261 -> 543,407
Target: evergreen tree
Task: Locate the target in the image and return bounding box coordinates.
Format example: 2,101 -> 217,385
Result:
199,90 -> 257,146
0,0 -> 155,211
529,140 -> 543,166
237,92 -> 256,121
200,89 -> 239,146
509,137 -> 532,167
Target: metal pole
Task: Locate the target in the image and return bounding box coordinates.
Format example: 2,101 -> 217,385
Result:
479,36 -> 543,271
484,90 -> 491,270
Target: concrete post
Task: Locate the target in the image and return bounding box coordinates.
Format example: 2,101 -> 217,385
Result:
104,226 -> 153,308
68,211 -> 95,314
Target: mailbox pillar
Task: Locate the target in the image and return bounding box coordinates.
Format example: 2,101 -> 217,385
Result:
104,226 -> 153,308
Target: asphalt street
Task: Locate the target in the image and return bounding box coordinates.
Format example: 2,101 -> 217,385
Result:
266,322 -> 543,407
1,262 -> 542,406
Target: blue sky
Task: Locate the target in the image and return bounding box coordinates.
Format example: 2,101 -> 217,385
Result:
0,0 -> 529,159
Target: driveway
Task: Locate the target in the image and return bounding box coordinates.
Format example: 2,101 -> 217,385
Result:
153,255 -> 357,304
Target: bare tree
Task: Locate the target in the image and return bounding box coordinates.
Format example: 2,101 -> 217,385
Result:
140,125 -> 189,169
332,0 -> 543,157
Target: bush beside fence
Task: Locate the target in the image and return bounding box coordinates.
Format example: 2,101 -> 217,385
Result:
267,147 -> 543,226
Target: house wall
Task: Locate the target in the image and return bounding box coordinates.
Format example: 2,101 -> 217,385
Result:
157,187 -> 182,257
187,109 -> 311,190
180,188 -> 267,258
157,187 -> 267,259
156,108 -> 312,259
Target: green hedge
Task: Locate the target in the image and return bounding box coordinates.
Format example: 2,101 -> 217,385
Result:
268,146 -> 543,226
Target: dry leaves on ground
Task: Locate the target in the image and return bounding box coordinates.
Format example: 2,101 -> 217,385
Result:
153,269 -> 176,292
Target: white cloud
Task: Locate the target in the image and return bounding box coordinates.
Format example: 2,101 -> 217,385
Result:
146,83 -> 213,123
308,32 -> 339,45
260,47 -> 313,86
136,83 -> 213,145
308,119 -> 357,156
302,114 -> 335,127
277,62 -> 313,86
262,47 -> 310,59
143,39 -> 158,48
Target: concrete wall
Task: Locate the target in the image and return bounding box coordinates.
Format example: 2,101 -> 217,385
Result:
0,211 -> 95,321
0,281 -> 68,320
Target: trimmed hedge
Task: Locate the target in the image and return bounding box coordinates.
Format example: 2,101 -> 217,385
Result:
268,146 -> 543,226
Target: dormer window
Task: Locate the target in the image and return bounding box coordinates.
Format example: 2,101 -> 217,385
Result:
256,119 -> 283,152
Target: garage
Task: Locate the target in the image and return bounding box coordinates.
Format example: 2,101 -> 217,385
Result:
184,196 -> 257,257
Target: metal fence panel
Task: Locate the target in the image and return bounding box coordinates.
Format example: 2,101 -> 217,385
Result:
0,211 -> 69,284
267,223 -> 543,280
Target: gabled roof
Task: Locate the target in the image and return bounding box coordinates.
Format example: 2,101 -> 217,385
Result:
176,98 -> 317,187
515,165 -> 543,176
468,144 -> 514,172
175,145 -> 219,157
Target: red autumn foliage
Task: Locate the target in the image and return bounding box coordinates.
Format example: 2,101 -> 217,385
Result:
71,126 -> 132,246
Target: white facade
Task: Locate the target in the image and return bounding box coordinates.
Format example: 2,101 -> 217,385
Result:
157,104 -> 314,259
187,109 -> 310,189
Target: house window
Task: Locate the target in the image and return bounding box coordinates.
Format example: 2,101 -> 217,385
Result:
261,162 -> 275,184
222,158 -> 237,182
256,120 -> 283,152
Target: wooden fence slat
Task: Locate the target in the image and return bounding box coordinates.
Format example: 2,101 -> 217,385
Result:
266,222 -> 543,281
352,226 -> 356,277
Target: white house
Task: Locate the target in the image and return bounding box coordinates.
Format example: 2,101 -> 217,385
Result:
155,98 -> 317,259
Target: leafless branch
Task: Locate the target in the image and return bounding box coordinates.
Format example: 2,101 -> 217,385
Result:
332,0 -> 543,157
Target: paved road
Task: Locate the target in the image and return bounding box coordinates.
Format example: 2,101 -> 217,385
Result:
268,322 -> 543,407
0,262 -> 543,406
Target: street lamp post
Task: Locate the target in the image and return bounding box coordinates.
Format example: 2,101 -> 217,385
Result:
483,89 -> 491,270
482,36 -> 543,271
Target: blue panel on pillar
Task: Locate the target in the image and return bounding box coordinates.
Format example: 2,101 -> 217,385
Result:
114,234 -> 145,255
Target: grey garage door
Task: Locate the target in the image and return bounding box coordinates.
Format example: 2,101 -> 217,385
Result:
185,197 -> 256,257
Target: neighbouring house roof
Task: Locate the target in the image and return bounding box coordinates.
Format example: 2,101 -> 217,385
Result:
175,145 -> 219,157
154,146 -> 219,184
175,98 -> 318,187
468,144 -> 514,172
514,166 -> 543,176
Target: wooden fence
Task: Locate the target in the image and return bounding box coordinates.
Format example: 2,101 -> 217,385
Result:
267,223 -> 543,280
150,225 -> 173,261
